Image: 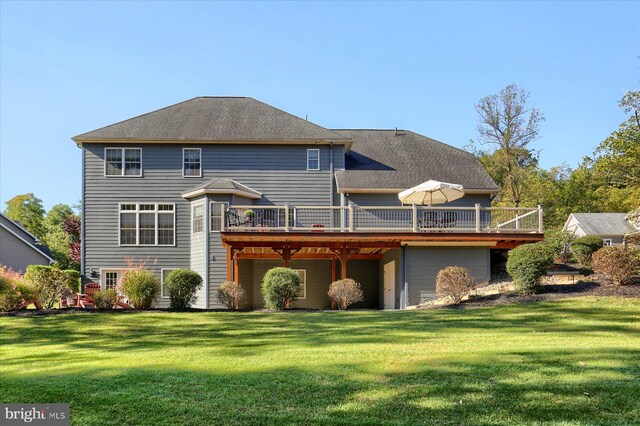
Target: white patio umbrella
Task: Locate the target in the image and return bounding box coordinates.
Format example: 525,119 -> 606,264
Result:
398,180 -> 465,205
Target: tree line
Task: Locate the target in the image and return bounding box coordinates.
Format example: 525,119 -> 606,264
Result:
467,84 -> 639,229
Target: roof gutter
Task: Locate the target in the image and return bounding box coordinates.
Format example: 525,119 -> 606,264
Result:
71,137 -> 352,149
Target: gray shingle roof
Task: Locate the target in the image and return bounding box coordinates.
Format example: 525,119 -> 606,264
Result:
73,97 -> 351,143
570,213 -> 637,236
333,130 -> 499,192
182,178 -> 261,199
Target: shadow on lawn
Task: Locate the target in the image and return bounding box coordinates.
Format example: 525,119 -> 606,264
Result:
1,300 -> 639,357
0,348 -> 638,425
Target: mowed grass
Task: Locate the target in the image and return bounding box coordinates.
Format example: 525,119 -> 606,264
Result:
1,297 -> 639,425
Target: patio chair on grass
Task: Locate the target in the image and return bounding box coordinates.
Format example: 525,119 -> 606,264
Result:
77,283 -> 100,309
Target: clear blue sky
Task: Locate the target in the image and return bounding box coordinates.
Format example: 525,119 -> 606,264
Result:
1,1 -> 638,210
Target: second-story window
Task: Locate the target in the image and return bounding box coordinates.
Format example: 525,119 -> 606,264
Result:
105,148 -> 142,177
183,148 -> 201,177
307,149 -> 319,171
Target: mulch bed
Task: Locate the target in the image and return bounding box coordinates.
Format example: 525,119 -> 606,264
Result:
425,278 -> 640,310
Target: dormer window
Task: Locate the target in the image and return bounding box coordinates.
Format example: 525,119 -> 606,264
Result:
307,149 -> 319,171
183,148 -> 201,177
105,148 -> 142,177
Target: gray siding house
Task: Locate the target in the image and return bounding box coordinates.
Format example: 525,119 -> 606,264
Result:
74,97 -> 543,309
0,214 -> 54,273
563,213 -> 638,246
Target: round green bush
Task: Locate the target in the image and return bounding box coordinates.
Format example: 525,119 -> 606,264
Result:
165,269 -> 203,310
24,265 -> 71,310
120,268 -> 160,309
261,267 -> 301,310
571,235 -> 604,267
506,242 -> 555,294
63,270 -> 82,293
93,289 -> 119,310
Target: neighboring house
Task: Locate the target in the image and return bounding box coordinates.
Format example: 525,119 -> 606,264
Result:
73,97 -> 543,309
0,213 -> 54,273
563,213 -> 639,246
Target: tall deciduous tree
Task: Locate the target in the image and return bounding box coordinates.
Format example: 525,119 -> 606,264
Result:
471,84 -> 545,206
4,193 -> 46,239
584,90 -> 640,211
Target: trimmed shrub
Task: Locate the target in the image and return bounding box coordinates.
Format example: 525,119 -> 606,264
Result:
0,266 -> 23,312
24,265 -> 71,310
328,278 -> 364,310
63,270 -> 82,294
217,281 -> 246,310
506,242 -> 555,294
93,289 -> 119,310
436,266 -> 474,303
165,269 -> 203,310
592,246 -> 640,286
261,267 -> 301,310
120,268 -> 160,309
571,236 -> 604,267
544,230 -> 575,263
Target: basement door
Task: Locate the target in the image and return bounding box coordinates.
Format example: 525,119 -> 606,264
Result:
383,260 -> 395,309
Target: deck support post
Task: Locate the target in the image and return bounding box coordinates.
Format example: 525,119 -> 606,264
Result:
538,205 -> 544,233
331,258 -> 337,283
285,203 -> 290,232
233,253 -> 239,283
348,204 -> 354,232
226,246 -> 233,281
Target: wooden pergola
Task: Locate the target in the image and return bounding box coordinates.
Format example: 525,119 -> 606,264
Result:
220,231 -> 544,282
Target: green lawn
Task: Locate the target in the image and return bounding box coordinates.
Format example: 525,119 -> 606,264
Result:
1,297 -> 639,425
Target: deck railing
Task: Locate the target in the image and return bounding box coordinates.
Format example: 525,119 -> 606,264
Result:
222,204 -> 543,233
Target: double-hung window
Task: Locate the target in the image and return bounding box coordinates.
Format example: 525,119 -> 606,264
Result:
192,203 -> 204,233
105,148 -> 142,176
307,149 -> 320,171
183,148 -> 201,177
119,203 -> 175,246
210,202 -> 225,231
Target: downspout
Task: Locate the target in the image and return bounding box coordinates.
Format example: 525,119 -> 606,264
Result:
329,142 -> 334,205
204,197 -> 210,309
329,143 -> 334,228
81,147 -> 86,285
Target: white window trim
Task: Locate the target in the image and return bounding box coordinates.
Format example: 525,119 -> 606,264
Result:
293,269 -> 307,299
191,201 -> 205,234
602,238 -> 613,246
118,202 -> 176,247
182,148 -> 202,178
209,201 -> 227,233
104,147 -> 143,177
160,268 -> 178,299
307,148 -> 320,171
